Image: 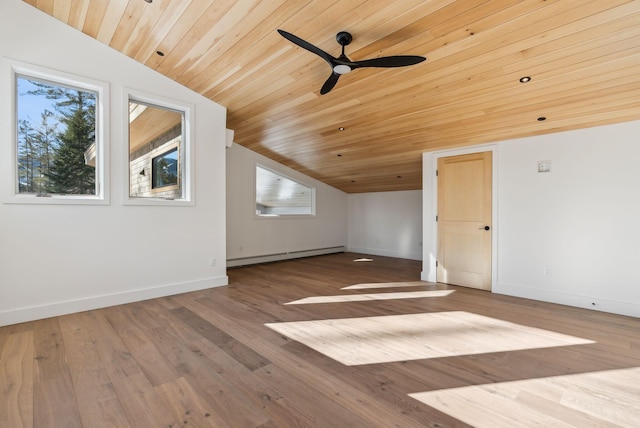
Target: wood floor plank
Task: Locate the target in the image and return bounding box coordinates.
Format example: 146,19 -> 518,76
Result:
250,362 -> 377,427
1,252 -> 639,427
130,300 -> 274,427
0,331 -> 34,428
58,313 -> 131,428
141,294 -> 326,426
179,294 -> 456,427
411,366 -> 640,427
277,338 -> 479,421
154,376 -> 221,428
104,305 -> 181,387
170,306 -> 271,371
192,339 -> 314,427
264,312 -> 594,365
84,310 -> 180,427
32,318 -> 82,427
513,390 -> 615,428
154,297 -> 315,426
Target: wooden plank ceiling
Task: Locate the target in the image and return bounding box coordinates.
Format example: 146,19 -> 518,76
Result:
24,0 -> 640,193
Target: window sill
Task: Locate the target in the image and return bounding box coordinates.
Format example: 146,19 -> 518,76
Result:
254,214 -> 316,220
4,193 -> 108,205
123,196 -> 194,207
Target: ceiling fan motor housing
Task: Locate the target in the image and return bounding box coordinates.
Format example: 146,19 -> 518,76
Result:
336,31 -> 353,46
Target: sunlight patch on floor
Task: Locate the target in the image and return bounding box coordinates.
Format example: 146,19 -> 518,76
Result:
342,281 -> 432,290
265,312 -> 593,366
409,366 -> 640,427
285,290 -> 454,305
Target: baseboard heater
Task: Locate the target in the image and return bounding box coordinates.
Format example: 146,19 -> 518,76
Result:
227,246 -> 345,268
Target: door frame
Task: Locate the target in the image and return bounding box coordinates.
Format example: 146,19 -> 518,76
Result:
422,144 -> 498,289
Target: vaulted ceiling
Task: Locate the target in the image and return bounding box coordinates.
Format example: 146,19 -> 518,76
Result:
25,0 -> 640,193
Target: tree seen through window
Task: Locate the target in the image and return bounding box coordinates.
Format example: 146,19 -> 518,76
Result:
16,76 -> 97,195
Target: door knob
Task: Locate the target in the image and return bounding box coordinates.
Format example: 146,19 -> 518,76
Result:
478,225 -> 490,231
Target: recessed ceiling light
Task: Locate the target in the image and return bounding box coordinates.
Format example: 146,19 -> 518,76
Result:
338,127 -> 345,131
519,76 -> 531,83
156,50 -> 165,56
537,116 -> 546,121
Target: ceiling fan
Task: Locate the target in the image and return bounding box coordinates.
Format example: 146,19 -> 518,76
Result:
278,29 -> 426,94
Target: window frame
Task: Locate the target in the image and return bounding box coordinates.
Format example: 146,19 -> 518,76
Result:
123,89 -> 194,206
3,59 -> 110,205
254,163 -> 316,219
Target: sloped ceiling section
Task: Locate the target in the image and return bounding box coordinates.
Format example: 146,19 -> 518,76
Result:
24,0 -> 640,193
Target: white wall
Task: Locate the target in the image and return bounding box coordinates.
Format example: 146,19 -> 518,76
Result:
226,143 -> 347,264
0,0 -> 228,326
423,120 -> 640,317
348,190 -> 422,260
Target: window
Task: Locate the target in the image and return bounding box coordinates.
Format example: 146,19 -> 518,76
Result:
152,147 -> 178,189
255,165 -> 314,216
126,92 -> 192,204
8,61 -> 108,204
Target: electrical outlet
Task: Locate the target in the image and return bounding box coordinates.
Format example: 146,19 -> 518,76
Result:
538,160 -> 552,173
209,257 -> 216,267
543,266 -> 551,276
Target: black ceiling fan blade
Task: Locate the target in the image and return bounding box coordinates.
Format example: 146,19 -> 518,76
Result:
277,29 -> 335,65
353,55 -> 426,69
320,73 -> 340,95
279,30 -> 426,95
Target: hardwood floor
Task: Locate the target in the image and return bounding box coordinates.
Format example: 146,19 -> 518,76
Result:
1,252 -> 639,427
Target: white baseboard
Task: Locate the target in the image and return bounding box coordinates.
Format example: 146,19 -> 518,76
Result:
347,246 -> 422,261
495,282 -> 640,318
227,246 -> 344,267
0,275 -> 229,327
